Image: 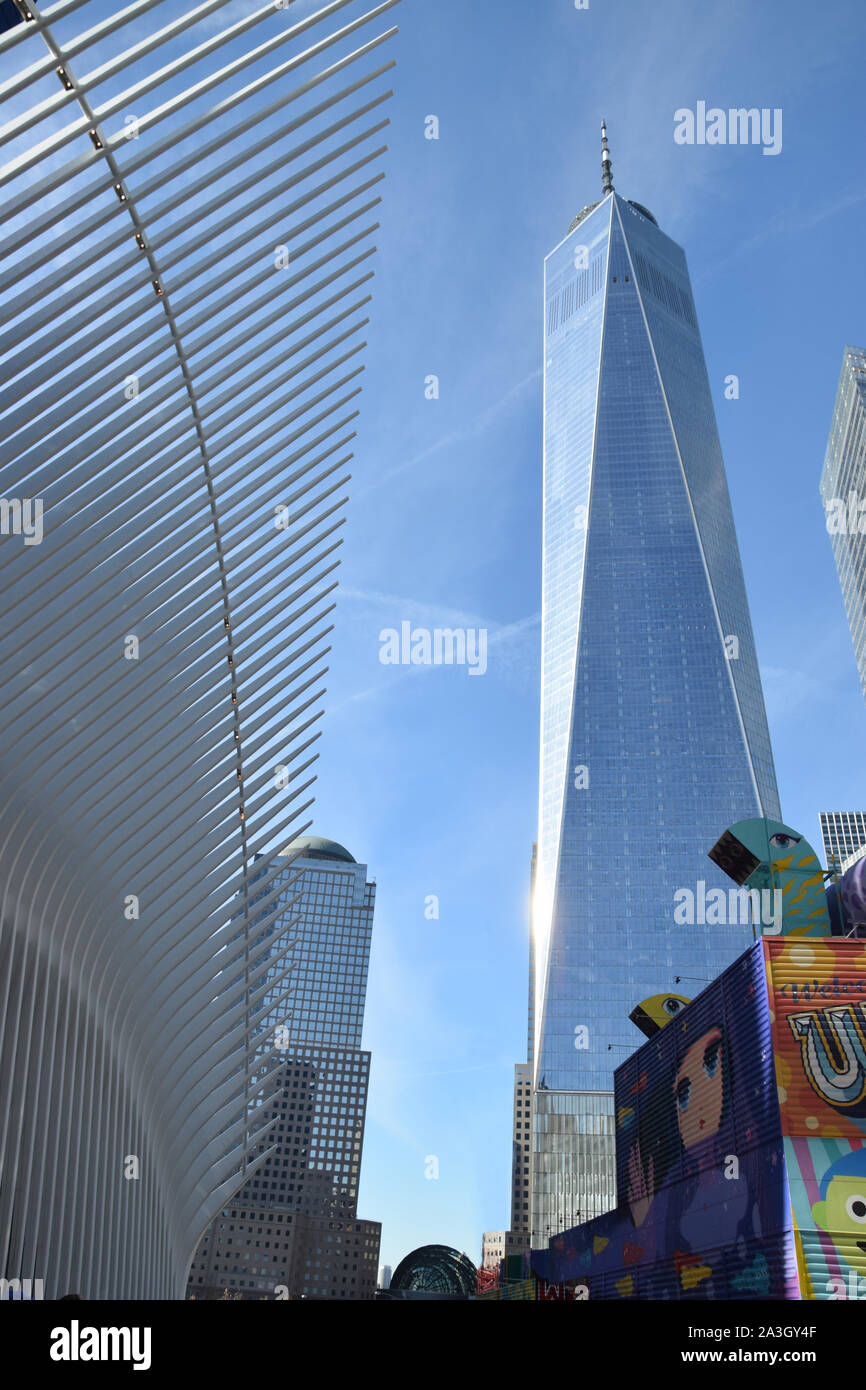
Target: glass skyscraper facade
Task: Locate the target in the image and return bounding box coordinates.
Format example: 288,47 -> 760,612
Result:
820,346 -> 866,704
188,836 -> 380,1299
820,811 -> 866,874
532,180 -> 780,1245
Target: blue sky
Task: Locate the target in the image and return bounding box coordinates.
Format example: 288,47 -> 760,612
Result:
296,0 -> 866,1269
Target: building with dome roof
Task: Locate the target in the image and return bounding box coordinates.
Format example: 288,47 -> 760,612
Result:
187,836 -> 381,1300
282,835 -> 357,863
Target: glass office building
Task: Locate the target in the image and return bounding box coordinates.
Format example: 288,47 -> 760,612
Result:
532,173 -> 780,1245
188,837 -> 380,1299
820,346 -> 866,705
820,811 -> 866,874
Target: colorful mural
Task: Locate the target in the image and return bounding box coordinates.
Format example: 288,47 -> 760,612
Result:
532,942 -> 798,1299
531,819 -> 866,1301
766,937 -> 866,1300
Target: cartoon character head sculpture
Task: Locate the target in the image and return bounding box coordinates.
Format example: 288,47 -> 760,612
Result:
629,993 -> 691,1039
707,818 -> 830,938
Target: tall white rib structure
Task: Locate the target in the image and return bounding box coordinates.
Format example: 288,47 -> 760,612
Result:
0,0 -> 398,1299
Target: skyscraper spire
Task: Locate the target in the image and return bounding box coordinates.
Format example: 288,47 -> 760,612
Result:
601,119 -> 614,195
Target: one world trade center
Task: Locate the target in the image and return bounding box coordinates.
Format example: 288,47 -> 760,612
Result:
531,127 -> 780,1246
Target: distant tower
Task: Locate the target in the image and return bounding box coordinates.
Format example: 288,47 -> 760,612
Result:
532,127 -> 780,1244
187,838 -> 381,1301
820,811 -> 866,874
820,346 -> 866,705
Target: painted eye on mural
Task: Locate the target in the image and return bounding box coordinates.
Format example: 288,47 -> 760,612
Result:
676,1077 -> 691,1112
663,998 -> 682,1016
846,1195 -> 866,1223
769,832 -> 801,850
703,1039 -> 721,1078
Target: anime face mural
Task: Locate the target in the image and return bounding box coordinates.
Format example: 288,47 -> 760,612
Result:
619,1003 -> 773,1298
667,1024 -> 764,1292
674,1028 -> 725,1150
532,944 -> 793,1300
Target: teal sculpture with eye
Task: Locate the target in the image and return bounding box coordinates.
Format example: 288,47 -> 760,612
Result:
707,818 -> 830,938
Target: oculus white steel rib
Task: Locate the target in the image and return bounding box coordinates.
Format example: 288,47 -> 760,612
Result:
0,0 -> 398,1299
